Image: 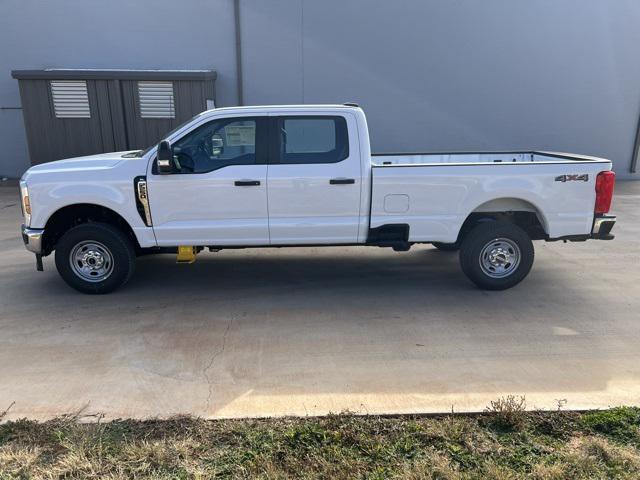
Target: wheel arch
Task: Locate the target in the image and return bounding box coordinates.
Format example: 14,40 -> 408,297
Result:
457,197 -> 548,243
42,203 -> 140,255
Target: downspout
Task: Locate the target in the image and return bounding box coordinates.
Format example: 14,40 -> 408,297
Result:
234,0 -> 244,106
631,113 -> 640,173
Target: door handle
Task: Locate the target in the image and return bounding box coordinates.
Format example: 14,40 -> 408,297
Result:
234,180 -> 261,186
329,178 -> 356,185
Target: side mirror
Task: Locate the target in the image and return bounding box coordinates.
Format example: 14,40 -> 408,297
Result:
157,140 -> 173,174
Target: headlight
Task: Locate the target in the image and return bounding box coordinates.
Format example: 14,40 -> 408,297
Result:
20,180 -> 31,226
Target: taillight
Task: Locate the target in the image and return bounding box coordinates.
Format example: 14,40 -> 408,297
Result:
595,170 -> 615,214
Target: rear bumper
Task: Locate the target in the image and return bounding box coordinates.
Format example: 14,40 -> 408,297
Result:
22,225 -> 44,254
591,214 -> 616,240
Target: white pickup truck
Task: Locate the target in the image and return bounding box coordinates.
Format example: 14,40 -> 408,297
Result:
20,104 -> 616,294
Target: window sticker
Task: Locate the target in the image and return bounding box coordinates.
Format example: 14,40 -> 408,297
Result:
225,125 -> 255,146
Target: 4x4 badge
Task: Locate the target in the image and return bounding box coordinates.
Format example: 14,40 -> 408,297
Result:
555,174 -> 589,182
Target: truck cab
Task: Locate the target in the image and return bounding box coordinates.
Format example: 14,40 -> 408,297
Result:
147,105 -> 370,246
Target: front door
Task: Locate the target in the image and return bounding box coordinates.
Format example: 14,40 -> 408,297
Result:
147,116 -> 270,246
267,114 -> 362,244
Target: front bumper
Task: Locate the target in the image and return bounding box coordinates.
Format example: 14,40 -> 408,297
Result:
591,214 -> 616,240
22,225 -> 44,254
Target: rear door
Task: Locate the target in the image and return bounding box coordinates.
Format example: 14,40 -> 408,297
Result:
267,114 -> 362,244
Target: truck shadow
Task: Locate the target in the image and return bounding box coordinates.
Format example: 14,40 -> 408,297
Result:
131,246 -> 468,296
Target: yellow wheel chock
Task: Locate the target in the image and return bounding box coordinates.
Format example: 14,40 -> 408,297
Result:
176,246 -> 197,264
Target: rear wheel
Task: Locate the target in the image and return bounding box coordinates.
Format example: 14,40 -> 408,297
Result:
432,242 -> 459,252
55,222 -> 136,294
459,221 -> 534,290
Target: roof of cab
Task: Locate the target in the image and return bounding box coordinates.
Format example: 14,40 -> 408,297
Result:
200,104 -> 361,115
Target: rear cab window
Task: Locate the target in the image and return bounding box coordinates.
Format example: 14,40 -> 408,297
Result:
273,116 -> 349,164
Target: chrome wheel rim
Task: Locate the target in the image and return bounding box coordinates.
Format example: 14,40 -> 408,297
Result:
479,238 -> 520,279
69,241 -> 114,282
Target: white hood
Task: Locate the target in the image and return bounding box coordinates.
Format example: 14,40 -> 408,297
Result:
23,151 -> 140,176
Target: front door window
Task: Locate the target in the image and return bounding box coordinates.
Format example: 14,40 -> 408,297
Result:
171,119 -> 257,174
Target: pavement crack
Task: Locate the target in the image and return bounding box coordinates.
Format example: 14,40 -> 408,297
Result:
202,317 -> 233,412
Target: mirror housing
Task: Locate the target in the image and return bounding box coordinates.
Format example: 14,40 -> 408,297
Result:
157,140 -> 173,174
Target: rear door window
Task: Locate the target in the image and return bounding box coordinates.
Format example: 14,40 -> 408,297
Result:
274,116 -> 349,164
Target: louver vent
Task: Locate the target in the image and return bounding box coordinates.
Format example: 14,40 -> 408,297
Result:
51,81 -> 90,118
138,81 -> 175,118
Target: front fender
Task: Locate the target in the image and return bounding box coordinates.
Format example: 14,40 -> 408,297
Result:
30,182 -> 156,248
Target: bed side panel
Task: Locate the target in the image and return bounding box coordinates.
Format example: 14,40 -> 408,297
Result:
370,162 -> 610,242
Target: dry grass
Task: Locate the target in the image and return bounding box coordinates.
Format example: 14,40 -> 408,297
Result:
1,404 -> 639,479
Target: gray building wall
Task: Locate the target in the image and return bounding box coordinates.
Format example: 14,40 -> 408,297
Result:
2,0 -> 640,179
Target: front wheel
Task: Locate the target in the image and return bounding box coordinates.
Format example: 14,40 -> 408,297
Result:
55,223 -> 136,294
459,221 -> 534,290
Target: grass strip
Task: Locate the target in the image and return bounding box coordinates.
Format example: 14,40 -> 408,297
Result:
1,400 -> 639,479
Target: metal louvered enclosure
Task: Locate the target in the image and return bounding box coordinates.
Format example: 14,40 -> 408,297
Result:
138,81 -> 175,119
12,69 -> 216,165
50,81 -> 91,118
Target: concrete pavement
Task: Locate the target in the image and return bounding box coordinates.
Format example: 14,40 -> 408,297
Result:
0,181 -> 639,421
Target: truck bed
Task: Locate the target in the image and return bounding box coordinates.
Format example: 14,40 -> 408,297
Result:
369,151 -> 612,244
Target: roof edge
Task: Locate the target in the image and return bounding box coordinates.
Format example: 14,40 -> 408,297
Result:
11,69 -> 217,81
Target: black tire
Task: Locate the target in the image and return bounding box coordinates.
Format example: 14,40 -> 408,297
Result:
55,222 -> 136,294
432,242 -> 460,252
459,221 -> 534,290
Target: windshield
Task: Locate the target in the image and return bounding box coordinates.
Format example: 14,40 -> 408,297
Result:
124,113 -> 205,158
